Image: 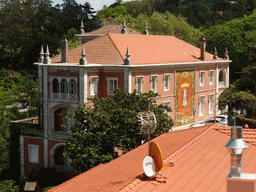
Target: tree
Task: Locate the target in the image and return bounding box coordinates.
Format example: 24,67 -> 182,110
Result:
64,89 -> 173,172
0,180 -> 19,192
113,12 -> 202,46
205,11 -> 256,83
218,65 -> 256,118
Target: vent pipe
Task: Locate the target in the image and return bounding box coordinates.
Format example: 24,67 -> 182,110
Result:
225,126 -> 248,178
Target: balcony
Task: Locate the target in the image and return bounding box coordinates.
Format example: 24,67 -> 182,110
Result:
51,93 -> 77,101
218,81 -> 226,88
51,130 -> 73,140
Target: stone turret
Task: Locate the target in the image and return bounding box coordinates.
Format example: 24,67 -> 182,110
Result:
213,47 -> 218,60
43,45 -> 51,64
143,22 -> 149,35
79,20 -> 85,34
80,46 -> 87,65
224,47 -> 229,60
124,46 -> 132,65
121,20 -> 127,34
38,45 -> 44,63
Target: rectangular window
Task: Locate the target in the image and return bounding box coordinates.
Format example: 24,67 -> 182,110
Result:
200,71 -> 205,86
136,76 -> 143,92
209,71 -> 214,85
107,77 -> 119,95
90,76 -> 99,96
164,74 -> 170,91
163,101 -> 171,115
209,94 -> 214,114
28,144 -> 39,163
199,96 -> 205,117
151,75 -> 158,92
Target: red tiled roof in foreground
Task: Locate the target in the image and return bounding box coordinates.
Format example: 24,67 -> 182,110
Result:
51,34 -> 226,65
48,126 -> 210,192
83,24 -> 140,36
49,124 -> 256,192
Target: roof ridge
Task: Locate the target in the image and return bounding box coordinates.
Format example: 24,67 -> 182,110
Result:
119,124 -> 215,192
108,34 -> 125,61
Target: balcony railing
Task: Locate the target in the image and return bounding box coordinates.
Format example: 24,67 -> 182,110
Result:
51,93 -> 77,100
219,81 -> 225,88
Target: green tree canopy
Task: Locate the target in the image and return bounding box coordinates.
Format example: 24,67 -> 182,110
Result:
205,12 -> 256,83
113,12 -> 202,46
64,89 -> 173,172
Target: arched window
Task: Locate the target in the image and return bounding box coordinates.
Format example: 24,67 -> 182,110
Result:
54,108 -> 65,131
53,78 -> 59,93
69,79 -> 76,94
219,69 -> 226,87
54,146 -> 65,166
60,79 -> 68,93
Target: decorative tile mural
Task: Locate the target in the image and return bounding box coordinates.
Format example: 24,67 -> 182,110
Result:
175,70 -> 195,125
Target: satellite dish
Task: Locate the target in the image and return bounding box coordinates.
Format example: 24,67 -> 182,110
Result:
150,141 -> 163,172
143,156 -> 155,178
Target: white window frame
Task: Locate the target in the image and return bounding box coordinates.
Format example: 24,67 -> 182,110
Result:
199,96 -> 205,117
136,76 -> 144,93
163,101 -> 171,115
164,74 -> 170,91
150,75 -> 158,92
90,76 -> 99,96
107,77 -> 119,95
209,71 -> 214,85
209,94 -> 214,115
200,71 -> 205,87
28,144 -> 39,164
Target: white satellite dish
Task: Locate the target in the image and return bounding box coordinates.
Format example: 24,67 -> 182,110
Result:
143,156 -> 155,178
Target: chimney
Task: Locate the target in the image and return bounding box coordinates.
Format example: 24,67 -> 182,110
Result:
38,45 -> 44,63
62,38 -> 68,63
124,46 -> 132,65
200,35 -> 206,61
143,22 -> 149,35
225,126 -> 248,178
43,45 -> 51,64
121,20 -> 127,34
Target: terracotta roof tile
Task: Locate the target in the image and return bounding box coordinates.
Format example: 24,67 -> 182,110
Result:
51,34 -> 225,65
51,35 -> 123,64
109,34 -> 225,65
48,126 -> 209,192
83,24 -> 140,36
50,124 -> 256,192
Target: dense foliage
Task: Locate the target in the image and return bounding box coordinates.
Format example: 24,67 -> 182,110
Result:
218,65 -> 256,117
0,0 -> 99,71
113,12 -> 202,46
0,180 -> 19,192
64,89 -> 173,172
205,11 -> 256,83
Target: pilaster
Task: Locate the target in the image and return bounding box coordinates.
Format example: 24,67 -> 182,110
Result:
79,68 -> 87,104
20,135 -> 24,177
124,68 -> 132,93
44,138 -> 48,167
216,63 -> 219,115
38,66 -> 43,126
43,66 -> 48,137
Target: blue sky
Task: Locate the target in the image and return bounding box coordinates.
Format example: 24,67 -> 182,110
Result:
52,0 -> 131,12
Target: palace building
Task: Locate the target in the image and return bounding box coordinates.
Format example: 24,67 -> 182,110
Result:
17,22 -> 231,178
